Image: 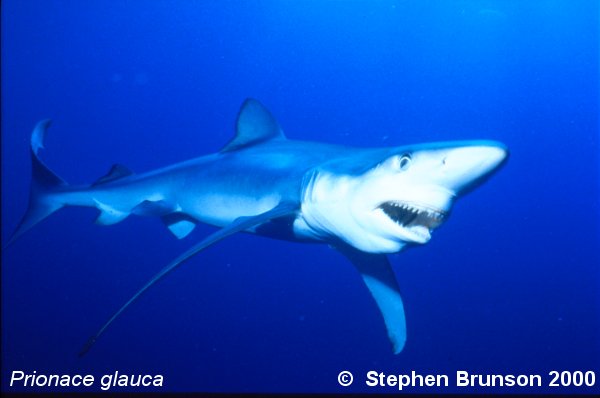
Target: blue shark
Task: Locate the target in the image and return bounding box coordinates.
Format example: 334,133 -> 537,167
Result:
7,99 -> 508,356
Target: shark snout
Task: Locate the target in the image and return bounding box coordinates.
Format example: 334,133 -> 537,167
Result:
440,142 -> 508,194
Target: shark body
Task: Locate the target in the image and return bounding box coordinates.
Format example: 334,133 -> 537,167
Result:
7,99 -> 508,355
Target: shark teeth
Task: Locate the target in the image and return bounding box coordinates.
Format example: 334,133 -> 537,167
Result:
379,201 -> 447,229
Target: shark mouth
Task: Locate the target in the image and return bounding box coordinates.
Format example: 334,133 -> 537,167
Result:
379,201 -> 447,230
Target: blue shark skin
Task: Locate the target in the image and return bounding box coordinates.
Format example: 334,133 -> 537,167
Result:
6,99 -> 508,356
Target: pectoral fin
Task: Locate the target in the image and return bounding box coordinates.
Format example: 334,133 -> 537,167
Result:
79,201 -> 299,357
336,245 -> 407,354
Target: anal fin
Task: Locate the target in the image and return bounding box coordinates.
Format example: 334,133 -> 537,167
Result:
94,200 -> 129,225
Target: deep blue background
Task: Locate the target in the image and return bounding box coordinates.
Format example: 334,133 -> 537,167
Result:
2,0 -> 598,393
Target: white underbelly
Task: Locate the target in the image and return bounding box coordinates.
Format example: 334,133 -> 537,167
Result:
183,193 -> 282,228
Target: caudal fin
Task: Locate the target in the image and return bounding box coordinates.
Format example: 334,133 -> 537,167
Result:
5,120 -> 67,247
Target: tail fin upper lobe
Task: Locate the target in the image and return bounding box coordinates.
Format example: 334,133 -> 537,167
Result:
5,120 -> 67,247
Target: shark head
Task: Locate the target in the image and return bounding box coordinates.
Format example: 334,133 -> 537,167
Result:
299,141 -> 508,253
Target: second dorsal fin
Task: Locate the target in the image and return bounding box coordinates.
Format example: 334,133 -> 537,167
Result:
221,98 -> 285,152
93,164 -> 134,186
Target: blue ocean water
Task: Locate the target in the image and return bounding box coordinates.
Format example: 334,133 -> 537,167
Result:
1,0 -> 598,394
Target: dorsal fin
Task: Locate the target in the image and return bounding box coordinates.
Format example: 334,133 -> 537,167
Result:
93,164 -> 134,186
221,98 -> 285,152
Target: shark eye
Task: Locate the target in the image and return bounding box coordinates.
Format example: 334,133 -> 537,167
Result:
398,154 -> 412,171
